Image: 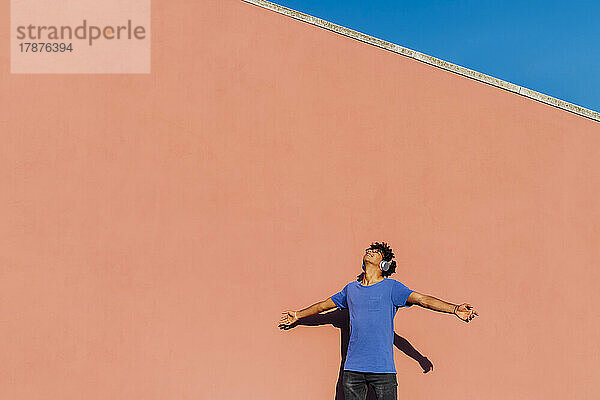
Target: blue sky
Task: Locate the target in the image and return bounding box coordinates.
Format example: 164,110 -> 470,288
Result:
271,0 -> 599,113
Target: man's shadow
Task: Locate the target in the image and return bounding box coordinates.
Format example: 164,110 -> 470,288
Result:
280,309 -> 434,400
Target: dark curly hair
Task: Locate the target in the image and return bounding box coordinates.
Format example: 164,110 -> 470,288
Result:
356,241 -> 397,281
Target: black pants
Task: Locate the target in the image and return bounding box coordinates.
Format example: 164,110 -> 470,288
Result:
342,370 -> 398,400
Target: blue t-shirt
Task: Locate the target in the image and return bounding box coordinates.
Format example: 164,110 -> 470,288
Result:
330,278 -> 414,373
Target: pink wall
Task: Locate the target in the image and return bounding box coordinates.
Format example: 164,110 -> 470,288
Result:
2,1 -> 599,399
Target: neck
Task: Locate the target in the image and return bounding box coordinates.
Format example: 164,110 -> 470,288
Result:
362,264 -> 384,285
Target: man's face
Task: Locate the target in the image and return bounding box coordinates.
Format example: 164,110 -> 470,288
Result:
363,248 -> 383,267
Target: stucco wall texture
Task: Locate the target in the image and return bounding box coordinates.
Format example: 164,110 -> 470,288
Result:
1,1 -> 599,399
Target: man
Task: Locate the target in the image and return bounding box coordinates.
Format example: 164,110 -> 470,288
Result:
278,241 -> 479,400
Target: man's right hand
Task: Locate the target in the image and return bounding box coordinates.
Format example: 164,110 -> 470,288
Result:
278,310 -> 299,329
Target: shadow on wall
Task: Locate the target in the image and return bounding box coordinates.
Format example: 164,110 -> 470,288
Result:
285,309 -> 434,400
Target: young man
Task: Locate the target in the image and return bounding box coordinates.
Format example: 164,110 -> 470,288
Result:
278,241 -> 479,400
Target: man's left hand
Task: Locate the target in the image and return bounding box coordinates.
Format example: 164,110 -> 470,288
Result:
454,303 -> 478,323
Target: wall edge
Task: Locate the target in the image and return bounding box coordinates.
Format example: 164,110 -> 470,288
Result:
242,0 -> 600,123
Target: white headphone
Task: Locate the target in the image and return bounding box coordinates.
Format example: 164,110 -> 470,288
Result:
362,259 -> 393,272
379,260 -> 392,272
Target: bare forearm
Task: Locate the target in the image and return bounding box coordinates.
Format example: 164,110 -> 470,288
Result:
421,295 -> 457,314
296,301 -> 325,319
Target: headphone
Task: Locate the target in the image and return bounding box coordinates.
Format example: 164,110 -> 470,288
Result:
379,260 -> 392,272
362,259 -> 393,272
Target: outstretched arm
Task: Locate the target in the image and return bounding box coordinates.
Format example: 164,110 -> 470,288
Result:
278,297 -> 337,328
407,292 -> 479,323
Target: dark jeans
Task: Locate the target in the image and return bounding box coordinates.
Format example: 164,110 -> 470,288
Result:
342,370 -> 398,400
